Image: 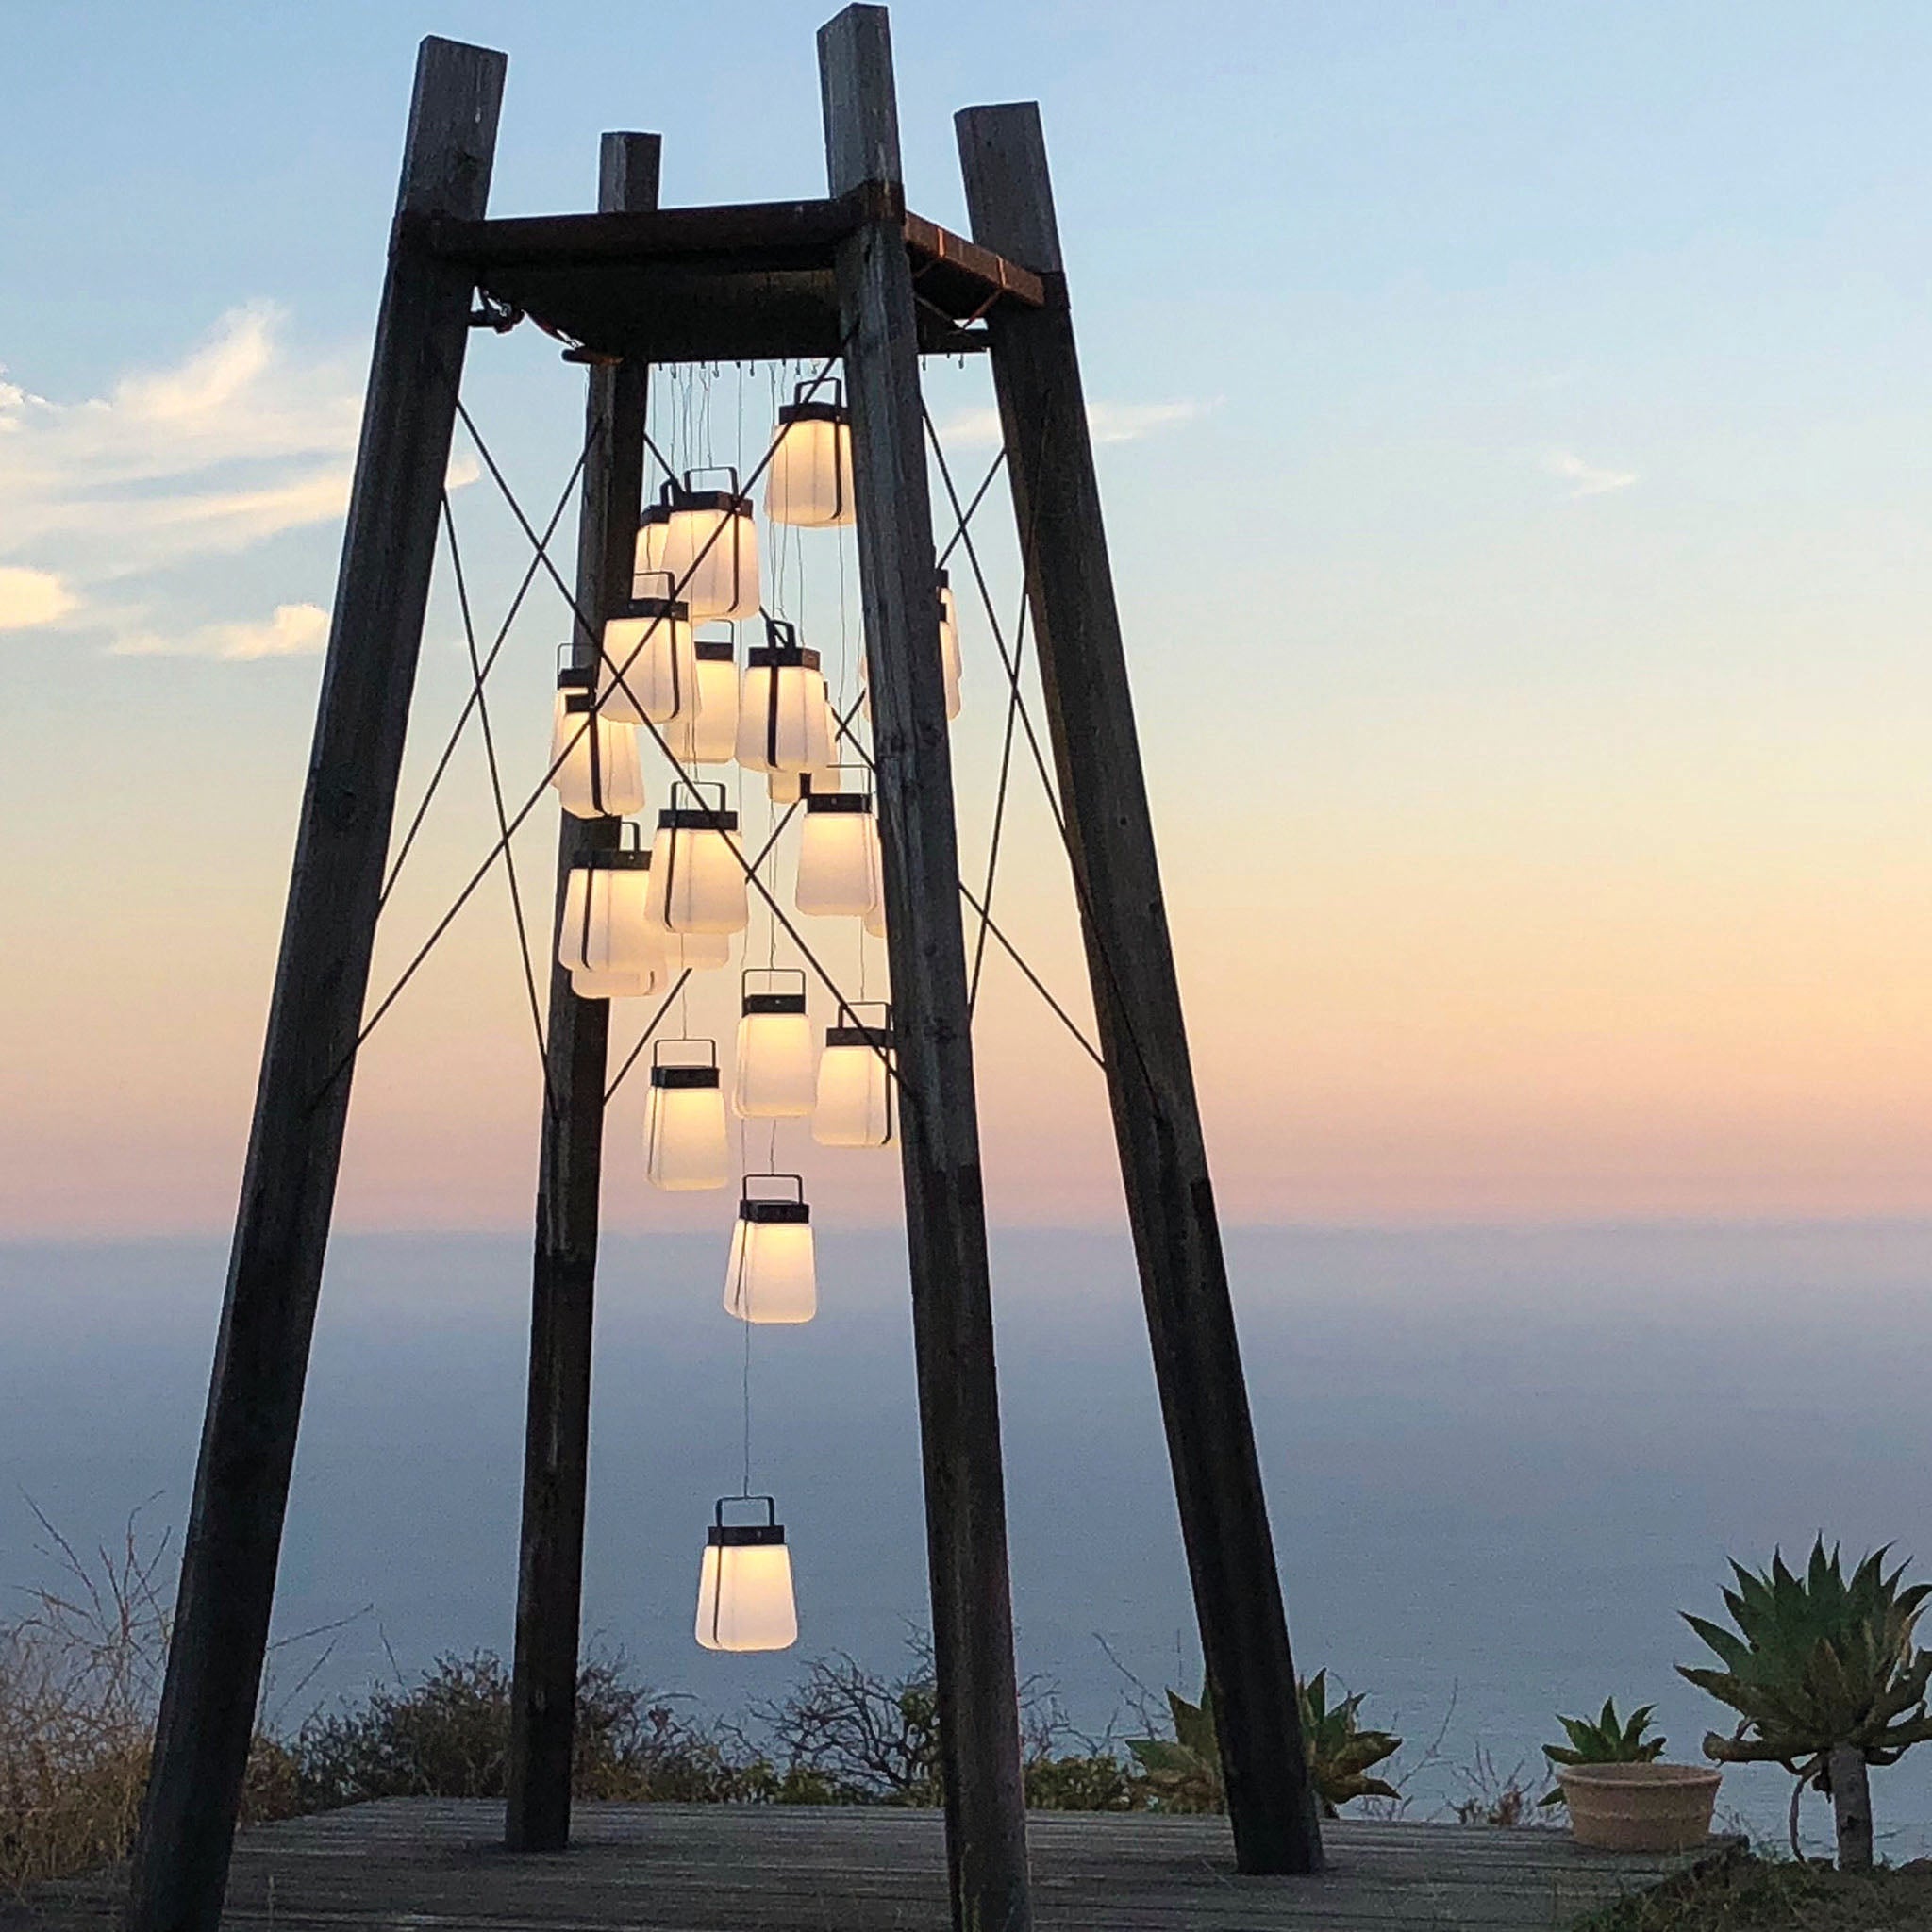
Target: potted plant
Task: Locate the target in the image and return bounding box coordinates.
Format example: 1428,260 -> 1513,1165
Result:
1680,1539 -> 1932,1869
1539,1698 -> 1719,1851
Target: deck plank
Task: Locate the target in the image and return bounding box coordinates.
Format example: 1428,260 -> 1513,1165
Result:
2,1801 -> 1726,1931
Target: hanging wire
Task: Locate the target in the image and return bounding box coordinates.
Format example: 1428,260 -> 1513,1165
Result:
380,425 -> 597,910
599,968 -> 693,1106
438,491 -> 554,1109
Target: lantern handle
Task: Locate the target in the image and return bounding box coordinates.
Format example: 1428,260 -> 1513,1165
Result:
791,376 -> 845,410
625,567 -> 684,611
740,1171 -> 806,1208
682,463 -> 746,504
617,820 -> 645,856
713,1493 -> 779,1529
761,614 -> 800,653
836,997 -> 892,1031
652,1035 -> 718,1071
557,639 -> 593,675
741,966 -> 807,1001
668,776 -> 731,822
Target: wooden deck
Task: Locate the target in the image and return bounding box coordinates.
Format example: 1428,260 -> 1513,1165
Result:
5,1801 -> 1729,1931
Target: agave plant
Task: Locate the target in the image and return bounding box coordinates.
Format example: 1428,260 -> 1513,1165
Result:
1125,1673 -> 1401,1818
1537,1698 -> 1665,1808
1678,1540 -> 1932,1869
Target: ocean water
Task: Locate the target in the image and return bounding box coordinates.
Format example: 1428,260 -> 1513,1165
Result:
2,1221 -> 1927,1858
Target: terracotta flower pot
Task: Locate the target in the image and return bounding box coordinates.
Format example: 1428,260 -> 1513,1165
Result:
1557,1762 -> 1722,1852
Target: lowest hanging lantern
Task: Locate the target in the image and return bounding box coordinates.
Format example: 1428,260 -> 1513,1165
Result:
643,1040 -> 729,1191
558,827 -> 660,998
600,572 -> 695,724
670,632 -> 741,766
736,619 -> 833,775
656,469 -> 759,622
733,969 -> 815,1118
794,776 -> 882,921
763,380 -> 854,528
723,1173 -> 816,1324
694,1495 -> 797,1653
813,1002 -> 895,1148
550,689 -> 645,821
646,781 -> 748,936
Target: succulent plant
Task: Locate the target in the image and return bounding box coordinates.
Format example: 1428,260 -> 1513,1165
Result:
1679,1539 -> 1932,1869
1125,1672 -> 1400,1818
1537,1697 -> 1665,1807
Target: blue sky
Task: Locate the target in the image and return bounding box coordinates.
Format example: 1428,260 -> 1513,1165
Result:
6,3 -> 1932,1234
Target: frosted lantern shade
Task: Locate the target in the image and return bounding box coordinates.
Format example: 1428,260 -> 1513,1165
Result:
769,763 -> 841,805
644,1064 -> 729,1191
764,388 -> 854,528
659,927 -> 733,974
734,976 -> 815,1118
813,1014 -> 895,1148
558,848 -> 658,977
670,639 -> 740,766
936,570 -> 963,720
723,1193 -> 816,1324
736,629 -> 833,774
647,795 -> 747,936
795,793 -> 882,920
569,964 -> 658,1000
600,582 -> 695,724
658,477 -> 759,622
551,692 -> 645,820
633,500 -> 671,586
694,1507 -> 797,1653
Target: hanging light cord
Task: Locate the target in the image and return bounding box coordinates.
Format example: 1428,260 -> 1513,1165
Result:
439,491 -> 555,1113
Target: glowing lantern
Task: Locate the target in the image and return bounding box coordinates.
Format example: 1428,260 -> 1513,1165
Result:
551,690 -> 645,820
646,782 -> 747,936
795,784 -> 882,920
732,969 -> 815,1118
736,620 -> 833,775
657,471 -> 758,622
764,381 -> 854,528
723,1174 -> 816,1324
813,1003 -> 895,1148
695,1495 -> 797,1653
935,569 -> 964,719
600,573 -> 694,725
643,1041 -> 729,1191
558,831 -> 659,986
670,634 -> 741,766
569,965 -> 658,1000
634,498 -> 671,585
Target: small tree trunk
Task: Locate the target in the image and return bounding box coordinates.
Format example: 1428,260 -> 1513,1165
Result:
1828,1744 -> 1874,1870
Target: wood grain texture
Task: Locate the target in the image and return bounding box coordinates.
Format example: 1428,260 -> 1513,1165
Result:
11,1803 -> 1733,1932
821,10 -> 1032,1932
123,37 -> 505,1932
954,103 -> 1324,1877
505,130 -> 659,1857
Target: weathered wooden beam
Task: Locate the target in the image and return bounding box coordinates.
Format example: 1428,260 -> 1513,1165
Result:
955,102 -> 1325,1876
504,132 -> 659,1857
124,37 -> 506,1932
819,12 -> 1034,1932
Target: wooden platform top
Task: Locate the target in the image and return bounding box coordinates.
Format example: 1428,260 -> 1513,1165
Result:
6,1799 -> 1730,1932
408,190 -> 1049,363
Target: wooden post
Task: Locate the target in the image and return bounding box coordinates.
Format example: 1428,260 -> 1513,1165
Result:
503,130 -> 660,1857
124,39 -> 505,1932
819,11 -> 1034,1931
955,104 -> 1325,1876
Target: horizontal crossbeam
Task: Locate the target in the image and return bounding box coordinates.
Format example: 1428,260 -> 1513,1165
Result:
405,187 -> 1046,363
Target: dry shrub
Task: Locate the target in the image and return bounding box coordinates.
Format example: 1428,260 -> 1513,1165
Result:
0,1512 -> 168,1891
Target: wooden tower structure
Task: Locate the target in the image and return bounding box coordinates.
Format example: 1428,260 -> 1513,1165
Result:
125,12 -> 1323,1930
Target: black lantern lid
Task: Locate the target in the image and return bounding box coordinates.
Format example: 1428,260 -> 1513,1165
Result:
658,803 -> 739,831
778,377 -> 846,426
738,1171 -> 808,1224
741,964 -> 808,1015
579,845 -> 651,873
694,637 -> 735,663
651,1063 -> 719,1090
804,790 -> 872,815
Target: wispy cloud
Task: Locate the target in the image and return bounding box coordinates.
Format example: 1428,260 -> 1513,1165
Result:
938,395 -> 1217,450
1541,447 -> 1638,499
0,304 -> 363,656
110,601 -> 330,661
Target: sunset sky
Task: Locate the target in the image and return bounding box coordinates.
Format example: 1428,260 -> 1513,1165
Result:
5,0 -> 1932,1238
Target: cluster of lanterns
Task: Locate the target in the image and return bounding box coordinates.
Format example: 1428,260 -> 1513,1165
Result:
542,378 -> 946,1653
